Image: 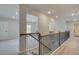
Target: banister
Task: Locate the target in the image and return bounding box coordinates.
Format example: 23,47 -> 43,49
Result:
20,32 -> 52,55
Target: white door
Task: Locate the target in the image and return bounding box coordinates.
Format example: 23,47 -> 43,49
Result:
0,21 -> 8,40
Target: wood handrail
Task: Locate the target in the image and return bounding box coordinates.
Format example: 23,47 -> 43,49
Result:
20,33 -> 40,35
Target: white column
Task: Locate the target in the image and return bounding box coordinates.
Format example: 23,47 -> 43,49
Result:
19,5 -> 27,54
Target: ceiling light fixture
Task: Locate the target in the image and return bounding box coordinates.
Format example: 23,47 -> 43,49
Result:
71,13 -> 75,16
16,12 -> 18,15
56,16 -> 58,18
48,11 -> 51,14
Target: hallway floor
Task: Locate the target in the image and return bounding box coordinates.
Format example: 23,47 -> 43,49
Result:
0,39 -> 38,55
0,39 -> 19,55
52,37 -> 79,55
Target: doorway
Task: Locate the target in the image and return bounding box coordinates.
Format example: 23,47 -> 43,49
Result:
74,23 -> 79,37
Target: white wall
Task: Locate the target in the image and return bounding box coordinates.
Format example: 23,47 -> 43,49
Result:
38,14 -> 50,35
0,21 -> 8,40
55,19 -> 67,32
8,20 -> 19,40
0,18 -> 19,40
49,18 -> 55,32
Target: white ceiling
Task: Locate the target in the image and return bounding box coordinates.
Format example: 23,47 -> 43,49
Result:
0,4 -> 19,20
28,4 -> 79,19
0,4 -> 79,21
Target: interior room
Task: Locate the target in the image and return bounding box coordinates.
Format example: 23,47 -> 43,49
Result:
0,4 -> 79,55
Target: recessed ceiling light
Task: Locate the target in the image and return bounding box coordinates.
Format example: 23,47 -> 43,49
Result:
71,13 -> 75,16
56,16 -> 58,18
16,12 -> 18,15
48,11 -> 51,14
